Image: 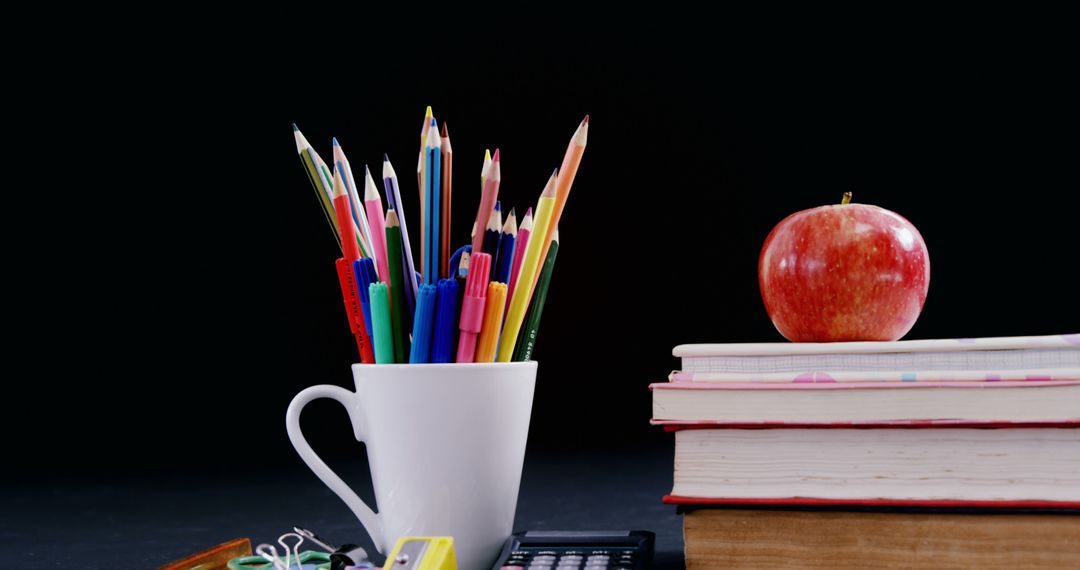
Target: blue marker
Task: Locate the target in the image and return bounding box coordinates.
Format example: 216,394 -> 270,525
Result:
431,279 -> 459,363
409,284 -> 438,363
353,258 -> 379,341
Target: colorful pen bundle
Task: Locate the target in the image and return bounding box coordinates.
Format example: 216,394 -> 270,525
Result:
293,111 -> 587,364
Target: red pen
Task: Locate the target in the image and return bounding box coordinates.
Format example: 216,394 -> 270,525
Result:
332,140 -> 374,363
455,252 -> 491,362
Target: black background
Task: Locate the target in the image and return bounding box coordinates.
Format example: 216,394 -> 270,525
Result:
8,29 -> 1079,483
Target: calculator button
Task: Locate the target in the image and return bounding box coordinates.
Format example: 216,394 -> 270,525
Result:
532,556 -> 556,563
584,566 -> 608,570
559,556 -> 583,563
501,567 -> 525,570
556,566 -> 581,570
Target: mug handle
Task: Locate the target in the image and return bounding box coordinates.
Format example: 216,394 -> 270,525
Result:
286,384 -> 385,552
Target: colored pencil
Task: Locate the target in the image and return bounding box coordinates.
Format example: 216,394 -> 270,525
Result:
332,155 -> 362,262
440,122 -> 453,278
531,116 -> 587,294
364,167 -> 390,284
475,149 -> 491,242
333,138 -> 374,261
475,281 -> 508,362
470,149 -> 501,255
369,282 -> 394,364
497,170 -> 558,361
424,119 -> 442,285
481,201 -> 503,263
513,229 -> 559,361
417,106 -> 432,276
293,124 -> 340,249
506,206 -> 532,315
431,278 -> 459,363
382,154 -> 419,323
332,161 -> 373,362
456,252 -> 491,363
448,244 -> 471,278
409,284 -> 437,363
494,207 -> 517,285
482,148 -> 493,185
385,210 -> 408,362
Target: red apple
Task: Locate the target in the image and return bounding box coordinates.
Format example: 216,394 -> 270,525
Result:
758,194 -> 930,342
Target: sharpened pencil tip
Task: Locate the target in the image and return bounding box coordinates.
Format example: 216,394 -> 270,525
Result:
583,115 -> 589,124
493,148 -> 501,161
551,167 -> 559,177
430,117 -> 437,127
525,207 -> 533,217
425,105 -> 433,117
332,137 -> 340,147
383,152 -> 390,162
292,123 -> 299,132
441,122 -> 448,137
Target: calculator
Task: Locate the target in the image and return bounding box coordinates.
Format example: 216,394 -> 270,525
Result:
492,530 -> 655,570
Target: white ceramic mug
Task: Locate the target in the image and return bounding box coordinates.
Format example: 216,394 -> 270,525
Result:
286,361 -> 536,570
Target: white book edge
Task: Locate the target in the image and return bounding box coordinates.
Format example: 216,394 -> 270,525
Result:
674,333 -> 1080,358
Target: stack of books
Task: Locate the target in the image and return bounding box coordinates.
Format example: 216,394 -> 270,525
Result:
651,333 -> 1080,568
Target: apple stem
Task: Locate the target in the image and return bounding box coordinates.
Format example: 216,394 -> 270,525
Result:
842,192 -> 852,205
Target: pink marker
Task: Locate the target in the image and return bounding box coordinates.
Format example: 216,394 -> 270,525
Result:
456,252 -> 492,362
363,166 -> 390,283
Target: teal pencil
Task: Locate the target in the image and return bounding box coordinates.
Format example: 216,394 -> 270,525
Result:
369,282 -> 394,363
385,209 -> 409,362
513,229 -> 560,361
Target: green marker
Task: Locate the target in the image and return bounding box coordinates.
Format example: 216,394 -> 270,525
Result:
369,282 -> 394,363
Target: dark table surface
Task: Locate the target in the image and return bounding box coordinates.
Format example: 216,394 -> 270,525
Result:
2,447 -> 683,569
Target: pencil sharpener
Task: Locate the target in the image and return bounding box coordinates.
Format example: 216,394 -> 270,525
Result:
382,536 -> 457,570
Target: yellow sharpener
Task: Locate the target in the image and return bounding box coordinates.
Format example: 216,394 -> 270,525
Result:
382,536 -> 457,570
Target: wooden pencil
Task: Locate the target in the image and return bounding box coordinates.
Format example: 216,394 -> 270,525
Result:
506,206 -> 532,315
383,155 -> 418,323
531,116 -> 587,293
470,149 -> 501,255
385,209 -> 408,362
494,207 -> 517,285
364,166 -> 389,284
497,170 -> 558,361
293,124 -> 340,248
481,201 -> 503,262
417,106 -> 432,277
440,122 -> 453,278
513,228 -> 559,361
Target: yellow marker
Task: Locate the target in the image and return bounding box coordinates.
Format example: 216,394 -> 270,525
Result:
497,171 -> 558,361
383,536 -> 457,570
